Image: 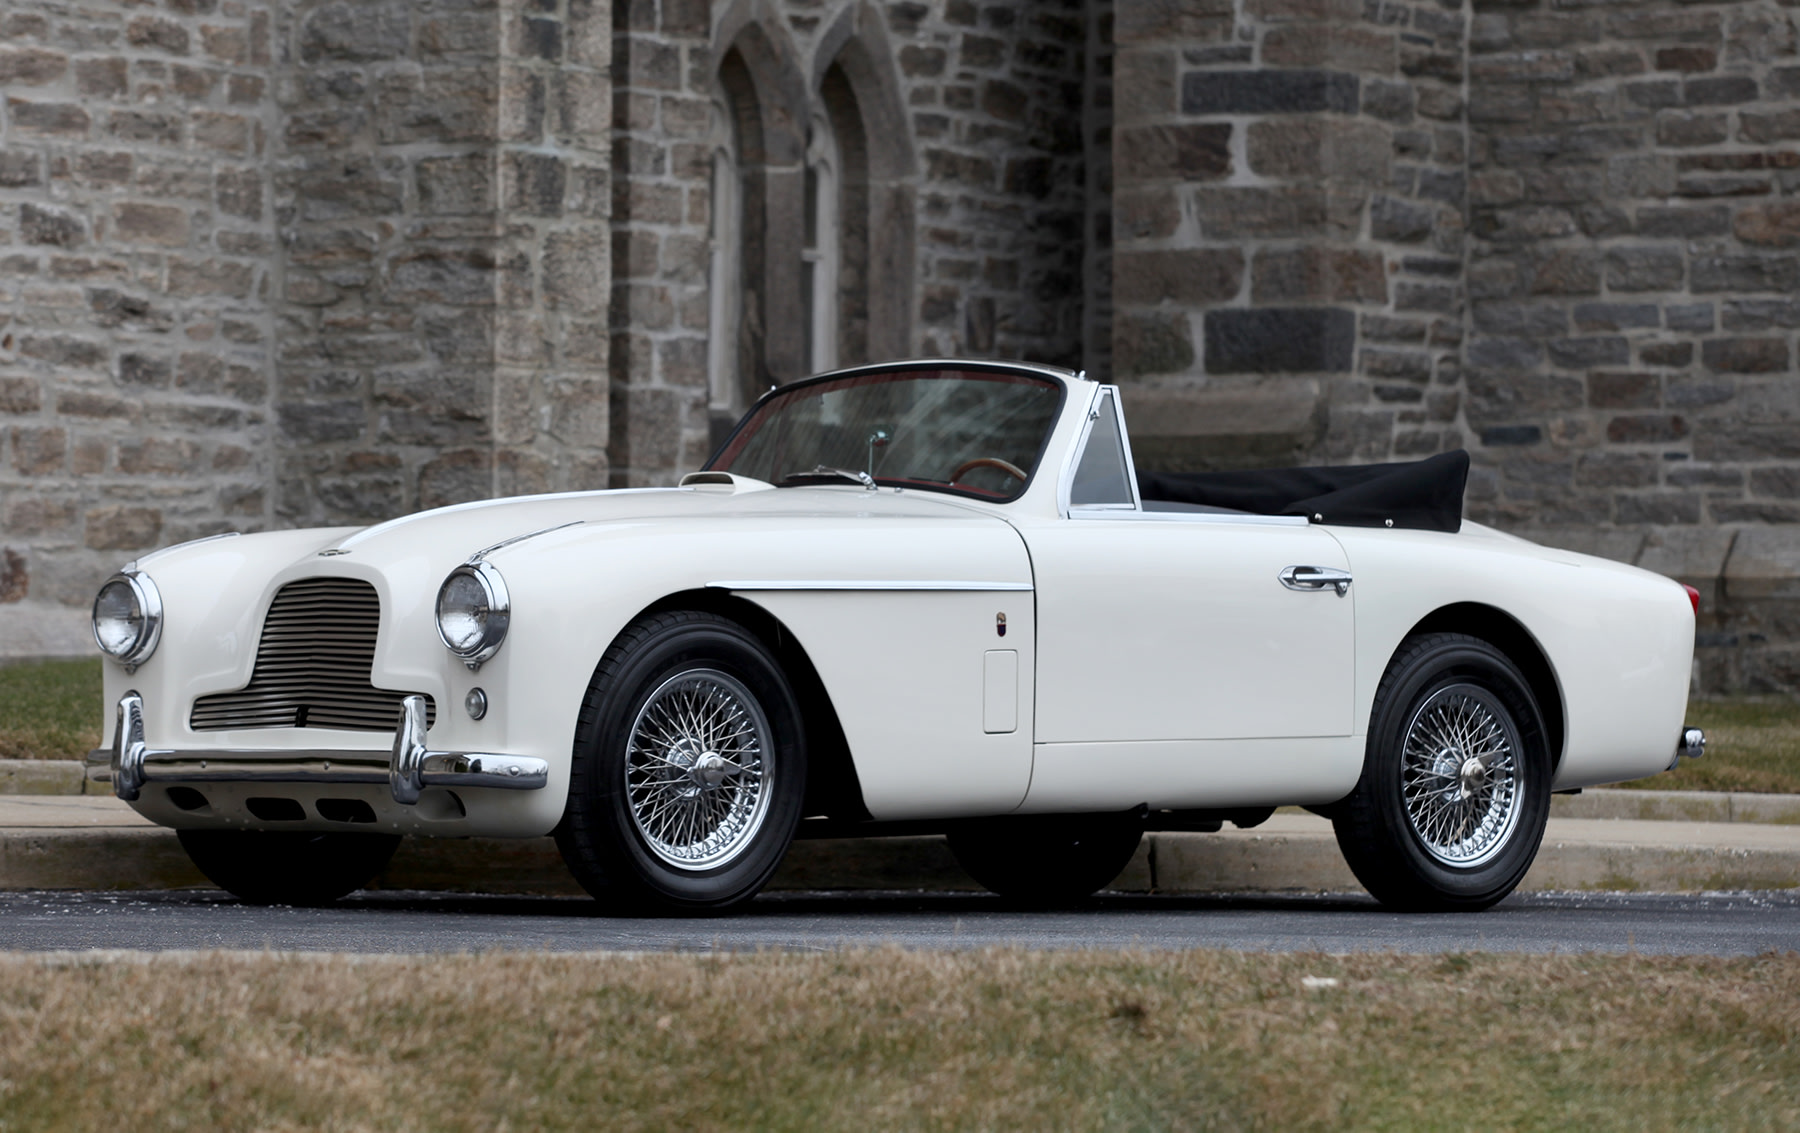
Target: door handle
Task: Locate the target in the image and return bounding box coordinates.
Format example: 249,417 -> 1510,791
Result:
1279,565 -> 1352,597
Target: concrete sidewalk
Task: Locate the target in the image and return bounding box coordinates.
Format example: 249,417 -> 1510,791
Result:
4,795 -> 1797,896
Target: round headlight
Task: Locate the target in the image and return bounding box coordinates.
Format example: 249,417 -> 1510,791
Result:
92,571 -> 163,669
435,561 -> 509,668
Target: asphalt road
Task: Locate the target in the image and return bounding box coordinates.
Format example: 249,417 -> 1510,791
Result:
3,888 -> 1798,955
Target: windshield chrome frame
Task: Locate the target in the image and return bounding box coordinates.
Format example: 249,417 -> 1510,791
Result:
702,359 -> 1074,505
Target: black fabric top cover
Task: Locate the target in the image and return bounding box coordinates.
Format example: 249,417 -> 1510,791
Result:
1137,449 -> 1470,533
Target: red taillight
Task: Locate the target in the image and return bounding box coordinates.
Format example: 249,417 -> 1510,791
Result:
1683,584 -> 1701,615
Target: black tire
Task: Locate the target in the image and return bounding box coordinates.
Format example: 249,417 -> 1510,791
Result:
1332,632 -> 1552,912
177,829 -> 401,906
947,813 -> 1145,905
555,610 -> 807,914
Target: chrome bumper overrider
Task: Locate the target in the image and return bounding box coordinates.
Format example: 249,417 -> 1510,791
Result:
1668,726 -> 1707,771
86,692 -> 550,805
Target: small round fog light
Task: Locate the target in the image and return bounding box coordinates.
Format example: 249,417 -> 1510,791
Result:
464,687 -> 488,721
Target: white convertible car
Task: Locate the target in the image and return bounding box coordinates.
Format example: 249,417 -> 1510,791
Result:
87,360 -> 1705,912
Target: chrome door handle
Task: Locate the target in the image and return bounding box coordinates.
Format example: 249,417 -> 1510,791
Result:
1279,565 -> 1352,597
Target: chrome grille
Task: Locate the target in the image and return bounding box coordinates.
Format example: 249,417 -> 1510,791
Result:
189,578 -> 435,732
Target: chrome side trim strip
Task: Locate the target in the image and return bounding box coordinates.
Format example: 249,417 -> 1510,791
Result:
706,579 -> 1034,592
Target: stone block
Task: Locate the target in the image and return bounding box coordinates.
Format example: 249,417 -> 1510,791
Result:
1685,76 -> 1758,106
1572,303 -> 1658,332
112,202 -> 189,247
1115,0 -> 1234,45
0,47 -> 66,85
1724,527 -> 1800,600
1605,246 -> 1684,292
1112,310 -> 1194,377
1639,343 -> 1692,367
1203,308 -> 1355,374
1691,254 -> 1800,293
1195,186 -> 1342,240
1734,202 -> 1800,248
1181,70 -> 1358,116
1264,25 -> 1395,73
278,401 -> 365,444
1112,249 -> 1243,305
1636,206 -> 1729,239
1656,111 -> 1728,148
1247,118 -> 1389,184
7,99 -> 90,136
1252,247 -> 1386,303
300,2 -> 410,63
1702,337 -> 1790,373
418,449 -> 491,510
167,259 -> 255,298
1113,48 -> 1174,122
1606,413 -> 1688,444
127,17 -> 189,56
9,426 -> 65,475
1114,123 -> 1230,181
84,506 -> 162,551
19,203 -> 82,248
1113,186 -> 1180,240
544,228 -> 609,315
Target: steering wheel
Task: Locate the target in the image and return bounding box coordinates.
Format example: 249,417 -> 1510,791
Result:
949,457 -> 1028,484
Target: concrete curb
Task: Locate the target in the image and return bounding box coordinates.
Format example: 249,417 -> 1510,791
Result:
1550,788 -> 1800,825
0,761 -> 93,796
4,816 -> 1796,897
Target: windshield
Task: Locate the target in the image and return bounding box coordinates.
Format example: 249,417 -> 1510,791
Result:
708,367 -> 1065,501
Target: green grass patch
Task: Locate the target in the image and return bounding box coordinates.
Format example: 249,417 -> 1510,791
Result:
0,949 -> 1796,1131
0,657 -> 101,761
1620,697 -> 1800,793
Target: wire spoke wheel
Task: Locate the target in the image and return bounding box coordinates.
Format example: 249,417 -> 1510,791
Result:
1398,682 -> 1523,868
624,667 -> 773,871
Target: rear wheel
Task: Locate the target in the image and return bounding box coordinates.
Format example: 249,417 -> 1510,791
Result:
947,813 -> 1145,905
556,611 -> 807,914
1332,633 -> 1551,912
177,829 -> 400,906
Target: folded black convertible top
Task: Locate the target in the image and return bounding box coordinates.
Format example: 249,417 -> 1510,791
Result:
1136,450 -> 1469,533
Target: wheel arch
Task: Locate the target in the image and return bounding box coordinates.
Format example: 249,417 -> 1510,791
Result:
1400,602 -> 1566,770
621,587 -> 872,823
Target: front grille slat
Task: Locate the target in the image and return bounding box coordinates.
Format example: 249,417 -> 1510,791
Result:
190,577 -> 437,733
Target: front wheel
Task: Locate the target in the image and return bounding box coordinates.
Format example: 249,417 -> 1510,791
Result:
1332,633 -> 1551,912
177,829 -> 401,906
947,813 -> 1145,905
555,611 -> 807,914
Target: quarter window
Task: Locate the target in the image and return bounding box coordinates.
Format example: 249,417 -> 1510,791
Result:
1069,391 -> 1135,508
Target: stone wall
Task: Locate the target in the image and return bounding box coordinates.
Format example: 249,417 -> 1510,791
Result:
270,0 -> 612,525
1108,0 -> 1471,473
3,0 -> 1800,690
0,0 -> 280,649
1465,0 -> 1800,690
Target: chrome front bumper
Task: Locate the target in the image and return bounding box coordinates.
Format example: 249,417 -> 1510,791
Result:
86,692 -> 550,805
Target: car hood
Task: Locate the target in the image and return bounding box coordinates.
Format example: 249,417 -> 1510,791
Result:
326,482 -> 1002,564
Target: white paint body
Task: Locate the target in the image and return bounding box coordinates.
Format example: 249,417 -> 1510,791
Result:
104,367 -> 1697,838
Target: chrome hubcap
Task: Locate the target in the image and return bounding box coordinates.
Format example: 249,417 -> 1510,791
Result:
1399,683 -> 1522,868
625,668 -> 772,870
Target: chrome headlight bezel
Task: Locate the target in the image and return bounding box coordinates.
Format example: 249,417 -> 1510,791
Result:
435,561 -> 510,669
92,570 -> 164,671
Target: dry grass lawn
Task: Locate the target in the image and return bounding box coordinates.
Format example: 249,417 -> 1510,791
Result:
0,659 -> 101,762
1628,696 -> 1800,794
0,948 -> 1796,1131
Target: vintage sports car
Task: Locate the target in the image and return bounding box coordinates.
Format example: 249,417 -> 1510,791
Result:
87,360 -> 1706,912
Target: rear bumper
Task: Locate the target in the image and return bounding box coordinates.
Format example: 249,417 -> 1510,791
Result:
87,691 -> 550,805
